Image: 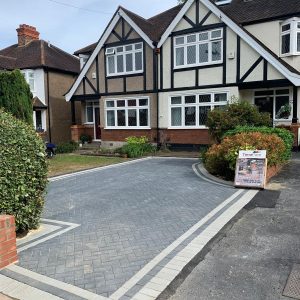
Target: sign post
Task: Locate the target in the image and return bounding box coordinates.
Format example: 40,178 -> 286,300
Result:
234,150 -> 267,189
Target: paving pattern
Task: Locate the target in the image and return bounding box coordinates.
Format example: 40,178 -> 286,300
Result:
3,158 -> 235,298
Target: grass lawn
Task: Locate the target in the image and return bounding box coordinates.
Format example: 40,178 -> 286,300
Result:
48,154 -> 130,177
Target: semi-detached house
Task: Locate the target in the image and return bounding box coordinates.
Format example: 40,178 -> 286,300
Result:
65,0 -> 300,148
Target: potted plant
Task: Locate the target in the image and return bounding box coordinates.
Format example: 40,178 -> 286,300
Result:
80,134 -> 91,144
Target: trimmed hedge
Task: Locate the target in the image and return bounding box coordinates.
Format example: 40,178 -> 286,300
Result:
224,126 -> 294,160
0,109 -> 48,232
204,132 -> 286,180
206,101 -> 271,142
56,141 -> 79,154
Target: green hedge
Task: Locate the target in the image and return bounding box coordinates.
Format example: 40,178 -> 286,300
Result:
56,141 -> 79,154
0,109 -> 48,232
224,126 -> 294,160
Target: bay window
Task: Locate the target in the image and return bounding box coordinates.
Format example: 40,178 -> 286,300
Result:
281,18 -> 300,56
254,89 -> 292,120
174,29 -> 223,68
105,42 -> 143,76
105,97 -> 150,128
170,92 -> 228,128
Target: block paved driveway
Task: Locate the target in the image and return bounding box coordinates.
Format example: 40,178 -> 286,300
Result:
12,158 -> 235,298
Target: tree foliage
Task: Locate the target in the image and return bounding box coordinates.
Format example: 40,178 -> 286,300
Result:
0,70 -> 33,124
0,109 -> 48,232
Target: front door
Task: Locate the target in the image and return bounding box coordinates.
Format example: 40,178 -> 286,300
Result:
94,107 -> 101,140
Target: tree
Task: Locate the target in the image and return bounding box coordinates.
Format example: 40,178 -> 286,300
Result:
0,70 -> 33,124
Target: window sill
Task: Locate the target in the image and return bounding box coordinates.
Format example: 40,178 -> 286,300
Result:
104,127 -> 151,130
280,53 -> 300,57
174,61 -> 223,70
84,122 -> 94,125
107,71 -> 143,78
168,126 -> 208,129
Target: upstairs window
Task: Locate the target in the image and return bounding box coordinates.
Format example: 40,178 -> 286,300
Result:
174,29 -> 223,68
105,42 -> 143,76
21,70 -> 35,92
79,54 -> 89,69
281,18 -> 300,56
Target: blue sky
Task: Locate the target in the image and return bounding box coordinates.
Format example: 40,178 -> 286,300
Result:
1,0 -> 178,54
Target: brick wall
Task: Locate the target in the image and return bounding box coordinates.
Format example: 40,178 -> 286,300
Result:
0,215 -> 18,270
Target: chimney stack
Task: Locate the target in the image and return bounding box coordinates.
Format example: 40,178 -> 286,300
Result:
16,24 -> 40,47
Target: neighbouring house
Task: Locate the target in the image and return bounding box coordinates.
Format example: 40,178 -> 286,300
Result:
65,0 -> 300,148
0,24 -> 80,144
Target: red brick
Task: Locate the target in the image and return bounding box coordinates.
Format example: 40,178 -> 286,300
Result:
0,239 -> 16,251
0,244 -> 16,257
0,229 -> 7,242
0,250 -> 18,262
6,230 -> 16,241
0,260 -> 10,269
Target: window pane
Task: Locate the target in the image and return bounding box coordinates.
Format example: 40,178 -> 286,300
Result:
275,89 -> 289,95
199,94 -> 211,103
214,105 -> 227,111
107,110 -> 115,126
125,45 -> 132,51
199,43 -> 208,63
128,109 -> 137,126
135,43 -> 142,50
185,95 -> 196,104
298,32 -> 300,52
106,100 -> 114,107
86,106 -> 94,122
171,107 -> 182,126
107,56 -> 115,74
255,90 -> 274,96
139,109 -> 148,126
214,93 -> 227,102
29,79 -> 35,91
211,29 -> 222,39
135,52 -> 143,71
212,41 -> 222,61
199,106 -> 210,126
128,99 -> 136,106
176,47 -> 184,66
282,34 -> 290,54
175,37 -> 184,45
117,100 -> 125,107
185,106 -> 196,126
282,24 -> 290,32
187,34 -> 196,43
117,110 -> 126,126
116,47 -> 123,53
275,96 -> 290,119
139,98 -> 148,106
35,111 -> 42,130
117,55 -> 124,73
255,97 -> 273,118
171,96 -> 181,105
187,45 -> 196,65
126,53 -> 133,72
199,32 -> 209,41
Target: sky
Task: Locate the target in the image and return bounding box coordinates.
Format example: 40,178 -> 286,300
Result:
1,0 -> 178,54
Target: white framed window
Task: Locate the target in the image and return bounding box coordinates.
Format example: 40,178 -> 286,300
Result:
85,101 -> 98,124
33,110 -> 46,132
254,88 -> 292,121
21,69 -> 35,92
105,97 -> 150,129
280,18 -> 300,56
169,92 -> 228,128
105,42 -> 143,76
79,54 -> 89,69
174,29 -> 223,69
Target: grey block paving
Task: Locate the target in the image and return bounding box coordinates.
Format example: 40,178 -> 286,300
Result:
15,158 -> 235,296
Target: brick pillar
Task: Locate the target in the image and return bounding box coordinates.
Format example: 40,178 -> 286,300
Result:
0,215 -> 18,270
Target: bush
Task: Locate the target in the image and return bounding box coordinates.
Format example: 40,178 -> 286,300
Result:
206,100 -> 271,142
204,132 -> 286,180
0,109 -> 48,232
80,134 -> 92,144
224,126 -> 294,160
0,70 -> 33,124
56,141 -> 79,154
120,136 -> 156,158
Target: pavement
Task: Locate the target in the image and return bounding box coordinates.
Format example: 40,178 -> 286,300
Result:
165,153 -> 300,300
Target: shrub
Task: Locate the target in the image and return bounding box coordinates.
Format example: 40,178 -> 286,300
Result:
120,136 -> 156,158
224,126 -> 294,160
0,70 -> 33,124
204,132 -> 286,180
56,141 -> 79,154
0,109 -> 48,232
206,100 -> 271,142
80,134 -> 92,144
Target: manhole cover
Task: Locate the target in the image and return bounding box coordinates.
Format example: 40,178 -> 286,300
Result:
283,264 -> 300,299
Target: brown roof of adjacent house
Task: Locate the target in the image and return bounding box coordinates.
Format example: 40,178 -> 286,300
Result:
0,40 -> 80,74
32,96 -> 47,109
219,0 -> 300,25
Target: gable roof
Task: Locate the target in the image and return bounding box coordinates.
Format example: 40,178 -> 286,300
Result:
73,5 -> 182,56
0,40 -> 80,74
220,0 -> 300,25
158,0 -> 300,86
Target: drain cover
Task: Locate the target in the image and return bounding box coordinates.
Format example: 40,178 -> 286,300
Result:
283,264 -> 300,299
